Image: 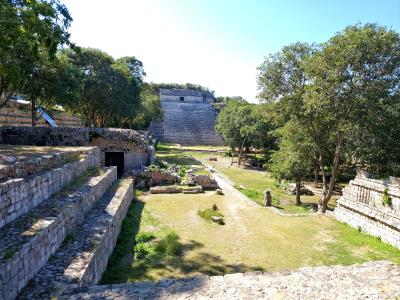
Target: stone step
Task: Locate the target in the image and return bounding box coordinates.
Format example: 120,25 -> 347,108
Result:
0,146 -> 99,182
60,261 -> 400,300
0,147 -> 101,229
0,167 -> 117,300
19,178 -> 134,300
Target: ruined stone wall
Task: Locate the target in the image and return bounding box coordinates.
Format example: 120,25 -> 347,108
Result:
0,126 -> 154,171
0,167 -> 117,300
0,148 -> 101,229
160,95 -> 213,103
333,175 -> 400,249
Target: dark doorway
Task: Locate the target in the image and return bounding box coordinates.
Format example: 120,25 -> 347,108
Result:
105,152 -> 124,178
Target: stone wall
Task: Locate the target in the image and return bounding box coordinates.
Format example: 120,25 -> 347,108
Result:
333,175 -> 400,249
0,126 -> 154,172
0,167 -> 116,300
0,147 -> 100,229
18,178 -> 134,299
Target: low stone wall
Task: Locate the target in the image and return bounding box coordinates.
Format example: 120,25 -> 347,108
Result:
0,127 -> 154,172
333,176 -> 400,249
75,179 -> 133,286
18,178 -> 134,299
65,261 -> 400,299
0,146 -> 96,182
0,167 -> 116,300
0,147 -> 101,229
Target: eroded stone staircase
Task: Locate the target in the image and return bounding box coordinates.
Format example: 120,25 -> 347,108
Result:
150,101 -> 224,145
0,147 -> 134,300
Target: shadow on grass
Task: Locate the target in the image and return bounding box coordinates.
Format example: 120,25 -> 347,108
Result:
101,197 -> 264,284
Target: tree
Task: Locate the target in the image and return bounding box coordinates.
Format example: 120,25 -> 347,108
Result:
19,51 -> 80,126
157,82 -> 214,94
258,24 -> 400,213
0,0 -> 72,108
215,99 -> 274,164
64,48 -> 143,127
111,83 -> 163,130
269,122 -> 315,205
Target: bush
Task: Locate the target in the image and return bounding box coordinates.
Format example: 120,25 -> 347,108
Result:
223,149 -> 233,157
197,207 -> 224,223
382,188 -> 392,207
134,243 -> 150,259
179,166 -> 189,177
135,232 -> 156,243
155,232 -> 181,256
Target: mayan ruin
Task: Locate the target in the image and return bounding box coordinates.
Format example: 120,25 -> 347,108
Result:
149,88 -> 224,145
1,1 -> 400,299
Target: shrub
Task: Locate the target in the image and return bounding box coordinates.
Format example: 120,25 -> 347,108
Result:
197,207 -> 224,224
134,243 -> 150,259
179,166 -> 189,177
135,232 -> 156,243
155,232 -> 181,256
382,188 -> 392,207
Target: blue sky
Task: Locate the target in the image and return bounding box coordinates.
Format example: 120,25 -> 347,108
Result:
62,0 -> 400,102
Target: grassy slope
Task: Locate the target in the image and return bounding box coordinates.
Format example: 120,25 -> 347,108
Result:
101,145 -> 400,283
102,192 -> 400,283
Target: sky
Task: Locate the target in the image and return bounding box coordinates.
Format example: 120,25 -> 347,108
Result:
62,0 -> 400,102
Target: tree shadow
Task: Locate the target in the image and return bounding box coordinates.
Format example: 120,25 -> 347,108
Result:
101,198 -> 265,285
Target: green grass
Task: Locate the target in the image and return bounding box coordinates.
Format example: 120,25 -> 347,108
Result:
102,147 -> 400,284
192,153 -> 330,214
197,207 -> 224,224
103,191 -> 400,284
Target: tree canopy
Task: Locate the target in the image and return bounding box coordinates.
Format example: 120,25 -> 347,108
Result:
0,0 -> 72,106
258,23 -> 400,212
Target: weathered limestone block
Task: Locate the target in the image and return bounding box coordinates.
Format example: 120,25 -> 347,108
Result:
150,186 -> 182,194
333,175 -> 400,250
0,148 -> 101,229
193,174 -> 219,190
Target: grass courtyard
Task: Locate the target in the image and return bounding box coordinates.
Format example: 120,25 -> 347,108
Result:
101,145 -> 400,284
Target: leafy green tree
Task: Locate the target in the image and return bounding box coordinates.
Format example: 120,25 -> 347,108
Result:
0,0 -> 72,108
258,24 -> 400,213
64,48 -> 143,127
216,99 -> 274,164
111,83 -> 163,130
20,51 -> 80,126
157,82 -> 214,94
269,122 -> 315,204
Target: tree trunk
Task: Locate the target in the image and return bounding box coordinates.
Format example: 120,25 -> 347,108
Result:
318,135 -> 343,213
295,179 -> 301,205
31,99 -> 36,127
314,165 -> 319,187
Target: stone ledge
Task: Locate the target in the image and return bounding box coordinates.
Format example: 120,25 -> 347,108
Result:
64,261 -> 400,299
0,147 -> 101,229
0,167 -> 116,300
336,198 -> 400,231
0,146 -> 98,182
19,178 -> 134,299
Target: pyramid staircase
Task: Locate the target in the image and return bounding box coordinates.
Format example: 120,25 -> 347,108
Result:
0,147 -> 134,300
150,101 -> 224,145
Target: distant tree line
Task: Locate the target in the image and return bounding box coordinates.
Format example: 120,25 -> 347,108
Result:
0,0 -> 162,129
216,24 -> 400,212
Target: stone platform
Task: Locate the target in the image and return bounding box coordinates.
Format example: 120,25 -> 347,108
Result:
65,261 -> 400,299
